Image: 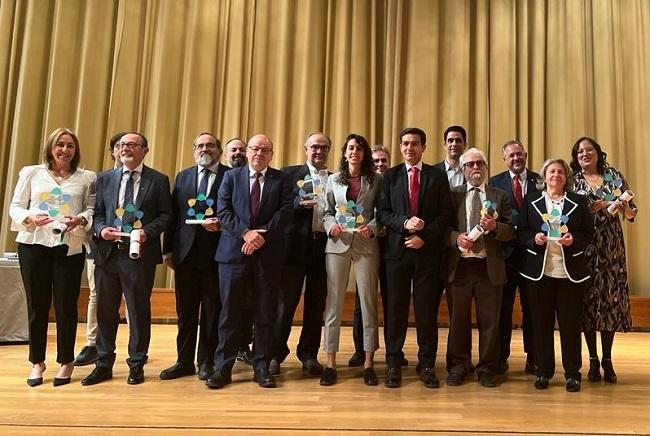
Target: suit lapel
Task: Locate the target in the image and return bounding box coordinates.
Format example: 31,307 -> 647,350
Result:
109,168 -> 122,212
531,193 -> 547,220
135,166 -> 152,210
259,169 -> 274,211
562,195 -> 578,217
458,187 -> 469,233
239,167 -> 251,215
400,164 -> 410,214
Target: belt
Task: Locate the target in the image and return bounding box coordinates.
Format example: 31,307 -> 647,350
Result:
312,231 -> 327,240
115,241 -> 129,251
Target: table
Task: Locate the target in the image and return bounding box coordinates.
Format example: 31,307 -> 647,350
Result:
0,258 -> 29,342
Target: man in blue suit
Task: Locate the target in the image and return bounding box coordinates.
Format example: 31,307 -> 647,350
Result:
81,132 -> 172,386
160,133 -> 230,381
489,140 -> 539,374
207,134 -> 293,389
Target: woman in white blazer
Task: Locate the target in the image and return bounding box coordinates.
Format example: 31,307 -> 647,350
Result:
321,134 -> 381,386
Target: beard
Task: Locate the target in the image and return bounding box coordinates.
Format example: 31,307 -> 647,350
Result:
229,155 -> 247,168
196,153 -> 215,167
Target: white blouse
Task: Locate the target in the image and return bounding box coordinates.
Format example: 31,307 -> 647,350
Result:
9,164 -> 96,256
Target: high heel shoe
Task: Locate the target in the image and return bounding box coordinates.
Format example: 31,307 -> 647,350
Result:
588,357 -> 601,382
602,358 -> 617,384
27,362 -> 46,387
53,363 -> 73,386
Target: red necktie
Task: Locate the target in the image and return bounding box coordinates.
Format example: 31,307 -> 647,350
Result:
409,167 -> 419,216
250,172 -> 261,228
513,174 -> 523,210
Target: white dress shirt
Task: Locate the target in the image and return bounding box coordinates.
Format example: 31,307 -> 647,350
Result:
248,166 -> 268,195
509,169 -> 529,195
444,160 -> 465,188
197,162 -> 221,195
461,182 -> 487,259
9,164 -> 96,255
118,163 -> 144,207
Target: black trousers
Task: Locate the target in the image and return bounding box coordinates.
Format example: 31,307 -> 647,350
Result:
446,258 -> 502,376
173,245 -> 220,365
238,280 -> 254,349
216,258 -> 281,371
498,259 -> 534,367
526,276 -> 584,380
95,247 -> 156,369
18,243 -> 85,364
272,235 -> 327,363
384,254 -> 440,369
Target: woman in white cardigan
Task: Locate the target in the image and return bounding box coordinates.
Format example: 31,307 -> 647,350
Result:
9,128 -> 96,387
321,133 -> 381,386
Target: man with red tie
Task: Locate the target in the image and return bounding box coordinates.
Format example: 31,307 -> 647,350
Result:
377,127 -> 451,388
489,140 -> 540,375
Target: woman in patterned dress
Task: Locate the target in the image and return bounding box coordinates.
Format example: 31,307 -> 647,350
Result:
570,137 -> 638,383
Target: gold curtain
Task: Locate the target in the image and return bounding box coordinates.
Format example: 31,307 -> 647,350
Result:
1,0 -> 648,292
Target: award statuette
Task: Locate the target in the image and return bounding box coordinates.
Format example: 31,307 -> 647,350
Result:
297,173 -> 325,206
335,200 -> 365,232
185,193 -> 216,224
541,208 -> 569,242
38,187 -> 72,236
113,203 -> 144,237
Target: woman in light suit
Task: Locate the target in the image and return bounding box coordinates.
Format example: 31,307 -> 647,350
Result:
518,158 -> 594,392
321,133 -> 381,386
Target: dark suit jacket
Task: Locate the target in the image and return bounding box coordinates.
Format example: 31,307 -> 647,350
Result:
215,165 -> 293,265
518,191 -> 594,283
377,163 -> 451,263
281,164 -> 330,265
163,164 -> 229,266
489,169 -> 540,262
447,184 -> 515,286
93,165 -> 172,266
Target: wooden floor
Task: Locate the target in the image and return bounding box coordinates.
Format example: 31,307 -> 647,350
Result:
1,325 -> 650,435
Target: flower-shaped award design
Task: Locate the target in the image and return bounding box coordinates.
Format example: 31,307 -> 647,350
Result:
113,203 -> 143,234
481,200 -> 499,220
594,171 -> 624,201
186,193 -> 215,224
336,200 -> 365,231
38,187 -> 71,218
541,208 -> 569,240
297,174 -> 324,204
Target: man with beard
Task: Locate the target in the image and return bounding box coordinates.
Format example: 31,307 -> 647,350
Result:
489,140 -> 539,375
160,133 -> 229,381
446,148 -> 514,388
82,132 -> 172,385
224,138 -> 248,168
270,132 -> 331,376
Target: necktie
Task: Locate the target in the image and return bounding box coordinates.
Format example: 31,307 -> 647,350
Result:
197,168 -> 210,196
470,187 -> 484,252
512,174 -> 523,210
123,170 -> 135,227
250,172 -> 261,228
409,167 -> 419,216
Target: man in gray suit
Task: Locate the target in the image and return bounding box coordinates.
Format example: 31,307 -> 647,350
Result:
446,148 -> 514,388
81,132 -> 172,386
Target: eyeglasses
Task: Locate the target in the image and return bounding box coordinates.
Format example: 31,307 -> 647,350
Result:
119,142 -> 144,149
247,146 -> 272,155
463,160 -> 486,168
307,144 -> 330,152
194,143 -> 218,150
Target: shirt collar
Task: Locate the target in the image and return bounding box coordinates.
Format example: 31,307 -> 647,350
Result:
509,168 -> 528,181
445,159 -> 461,172
197,162 -> 221,175
249,166 -> 268,178
122,162 -> 144,174
466,182 -> 487,193
405,161 -> 423,172
306,161 -> 326,175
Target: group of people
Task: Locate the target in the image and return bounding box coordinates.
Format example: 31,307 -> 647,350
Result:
9,125 -> 637,393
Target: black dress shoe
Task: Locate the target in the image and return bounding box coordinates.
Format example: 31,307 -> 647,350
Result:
478,372 -> 497,388
447,372 -> 465,386
236,347 -> 254,366
73,346 -> 98,366
198,363 -> 215,381
254,368 -> 277,388
53,377 -> 71,387
588,357 -> 602,382
420,368 -> 440,389
127,366 -> 145,385
384,367 -> 401,388
302,358 -> 324,376
495,361 -> 509,375
566,378 -> 581,392
363,367 -> 378,386
320,367 -> 338,386
348,351 -> 364,367
81,366 -> 113,386
602,358 -> 617,384
525,359 -> 537,375
269,358 -> 280,376
206,369 -> 232,389
160,362 -> 196,380
401,357 -> 409,367
534,375 -> 549,390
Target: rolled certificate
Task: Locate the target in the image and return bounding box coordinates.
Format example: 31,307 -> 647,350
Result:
51,222 -> 68,235
459,224 -> 485,253
607,190 -> 635,215
129,229 -> 142,259
185,219 -> 209,224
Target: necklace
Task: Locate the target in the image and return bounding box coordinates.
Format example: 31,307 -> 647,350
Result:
48,168 -> 72,182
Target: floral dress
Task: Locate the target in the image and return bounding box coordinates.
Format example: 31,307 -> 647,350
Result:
573,166 -> 634,332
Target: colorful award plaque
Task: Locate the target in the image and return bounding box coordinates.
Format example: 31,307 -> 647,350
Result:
185,193 -> 215,224
297,173 -> 325,205
336,200 -> 365,232
541,207 -> 569,241
38,187 -> 71,236
113,203 -> 144,237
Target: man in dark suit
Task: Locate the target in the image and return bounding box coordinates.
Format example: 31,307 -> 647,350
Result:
81,132 -> 172,385
159,133 -> 229,381
446,148 -> 515,388
207,134 -> 292,389
377,127 -> 451,388
433,125 -> 468,189
270,132 -> 331,376
489,140 -> 539,374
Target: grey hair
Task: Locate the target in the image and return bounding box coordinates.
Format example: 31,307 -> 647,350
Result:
304,131 -> 332,147
371,144 -> 391,160
501,139 -> 526,156
459,147 -> 488,168
536,158 -> 574,192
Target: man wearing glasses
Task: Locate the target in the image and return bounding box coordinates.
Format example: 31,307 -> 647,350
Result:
270,132 -> 332,376
445,148 -> 514,388
82,132 -> 172,385
160,133 -> 230,382
208,134 -> 292,389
